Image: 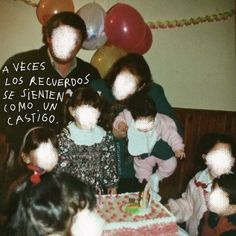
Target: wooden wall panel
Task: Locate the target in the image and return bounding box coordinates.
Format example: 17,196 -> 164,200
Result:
0,108 -> 236,202
160,108 -> 236,202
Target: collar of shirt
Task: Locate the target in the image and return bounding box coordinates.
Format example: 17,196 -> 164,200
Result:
195,168 -> 212,193
47,48 -> 77,77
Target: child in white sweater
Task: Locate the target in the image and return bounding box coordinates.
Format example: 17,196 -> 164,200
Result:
167,132 -> 235,236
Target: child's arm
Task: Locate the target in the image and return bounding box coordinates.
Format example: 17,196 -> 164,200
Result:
159,114 -> 185,159
107,186 -> 117,194
148,83 -> 183,136
167,178 -> 195,223
174,149 -> 186,160
101,132 -> 120,192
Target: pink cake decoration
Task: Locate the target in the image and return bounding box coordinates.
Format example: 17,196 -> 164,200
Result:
96,192 -> 178,236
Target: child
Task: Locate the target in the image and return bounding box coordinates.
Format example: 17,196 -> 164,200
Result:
3,172 -> 104,236
56,86 -> 119,194
113,93 -> 185,200
167,132 -> 235,236
1,126 -> 58,213
7,126 -> 58,185
198,173 -> 236,236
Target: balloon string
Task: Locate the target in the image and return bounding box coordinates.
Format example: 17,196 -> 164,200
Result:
14,0 -> 38,7
13,1 -> 234,29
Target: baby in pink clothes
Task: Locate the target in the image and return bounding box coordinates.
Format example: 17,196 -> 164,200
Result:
113,93 -> 185,200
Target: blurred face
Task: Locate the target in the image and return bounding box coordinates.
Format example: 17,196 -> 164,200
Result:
134,116 -> 155,132
70,209 -> 105,236
204,143 -> 235,178
48,25 -> 82,64
70,105 -> 101,130
112,70 -> 138,101
26,140 -> 58,172
207,184 -> 230,215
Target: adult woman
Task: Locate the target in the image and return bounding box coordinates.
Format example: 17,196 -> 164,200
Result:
104,53 -> 182,192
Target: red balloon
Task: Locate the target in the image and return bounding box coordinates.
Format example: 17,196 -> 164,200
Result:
37,0 -> 74,25
105,3 -> 146,52
131,24 -> 153,54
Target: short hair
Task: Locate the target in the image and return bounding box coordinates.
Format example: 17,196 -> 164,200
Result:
105,53 -> 153,91
68,86 -> 102,111
42,11 -> 87,44
64,86 -> 112,130
3,172 -> 96,236
128,93 -> 156,120
196,133 -> 235,158
21,126 -> 57,155
213,173 -> 236,205
194,132 -> 235,170
64,86 -> 103,125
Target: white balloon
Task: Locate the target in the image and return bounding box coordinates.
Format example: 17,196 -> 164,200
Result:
77,3 -> 107,50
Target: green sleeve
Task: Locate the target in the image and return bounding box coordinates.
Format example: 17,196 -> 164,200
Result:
90,79 -> 114,102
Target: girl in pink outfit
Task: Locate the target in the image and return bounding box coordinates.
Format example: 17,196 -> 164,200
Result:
113,94 -> 185,200
167,132 -> 235,236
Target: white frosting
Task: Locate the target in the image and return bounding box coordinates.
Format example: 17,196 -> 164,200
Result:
103,216 -> 176,230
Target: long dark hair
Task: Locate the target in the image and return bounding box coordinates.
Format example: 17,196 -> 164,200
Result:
3,172 -> 96,236
105,53 -> 153,93
43,11 -> 87,45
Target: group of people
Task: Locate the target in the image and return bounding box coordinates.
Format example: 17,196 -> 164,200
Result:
0,11 -> 235,236
167,133 -> 236,236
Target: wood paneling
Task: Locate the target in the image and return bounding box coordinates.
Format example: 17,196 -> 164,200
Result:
0,108 -> 236,202
160,108 -> 236,203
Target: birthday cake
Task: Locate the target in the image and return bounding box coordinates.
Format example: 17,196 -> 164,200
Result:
96,192 -> 178,236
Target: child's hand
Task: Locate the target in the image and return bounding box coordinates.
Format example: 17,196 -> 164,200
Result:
107,186 -> 117,195
175,149 -> 186,160
112,121 -> 128,138
165,204 -> 171,211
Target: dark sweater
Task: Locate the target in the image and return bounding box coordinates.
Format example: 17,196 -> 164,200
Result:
0,46 -> 103,153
